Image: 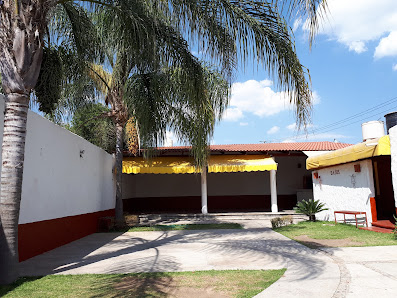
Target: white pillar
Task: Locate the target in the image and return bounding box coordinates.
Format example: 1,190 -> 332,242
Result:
388,126 -> 397,214
201,166 -> 208,214
270,169 -> 278,213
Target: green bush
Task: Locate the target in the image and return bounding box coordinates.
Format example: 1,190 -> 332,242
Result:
294,199 -> 328,222
271,215 -> 293,229
394,215 -> 397,239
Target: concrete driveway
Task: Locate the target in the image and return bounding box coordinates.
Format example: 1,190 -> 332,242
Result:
20,228 -> 340,297
18,228 -> 397,297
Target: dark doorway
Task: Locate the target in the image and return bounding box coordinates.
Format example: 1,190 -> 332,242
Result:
373,156 -> 396,220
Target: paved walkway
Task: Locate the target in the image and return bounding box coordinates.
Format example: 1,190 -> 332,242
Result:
322,246 -> 397,297
19,227 -> 397,297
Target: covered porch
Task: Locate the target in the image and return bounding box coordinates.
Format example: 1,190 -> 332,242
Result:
122,155 -> 281,214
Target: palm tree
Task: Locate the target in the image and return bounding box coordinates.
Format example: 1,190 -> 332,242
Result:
68,0 -> 328,227
87,61 -> 228,227
0,0 -> 327,284
0,1 -> 103,284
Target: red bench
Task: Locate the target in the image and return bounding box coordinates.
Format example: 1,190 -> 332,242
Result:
334,211 -> 368,228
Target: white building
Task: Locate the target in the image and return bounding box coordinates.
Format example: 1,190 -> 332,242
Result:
307,135 -> 396,229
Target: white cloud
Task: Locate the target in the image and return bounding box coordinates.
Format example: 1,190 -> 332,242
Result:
164,131 -> 178,147
281,139 -> 295,143
393,64 -> 397,71
223,107 -> 244,121
293,19 -> 303,32
302,0 -> 397,55
374,31 -> 397,58
286,122 -> 316,131
282,133 -> 350,142
239,122 -> 249,126
348,41 -> 367,54
286,123 -> 297,131
221,80 -> 320,121
267,126 -> 280,134
312,91 -> 321,104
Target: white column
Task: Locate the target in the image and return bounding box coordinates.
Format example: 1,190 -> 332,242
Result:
389,126 -> 397,214
270,169 -> 278,213
201,166 -> 208,214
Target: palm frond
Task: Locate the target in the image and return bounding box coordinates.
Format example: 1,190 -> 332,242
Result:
87,63 -> 112,94
277,0 -> 329,45
125,66 -> 229,167
50,2 -> 101,60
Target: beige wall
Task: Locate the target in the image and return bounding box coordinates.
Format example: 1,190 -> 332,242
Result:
122,155 -> 310,198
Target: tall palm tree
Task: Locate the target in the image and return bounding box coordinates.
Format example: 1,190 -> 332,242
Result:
84,2 -> 234,226
70,0 -> 328,227
0,1 -> 103,284
0,0 -> 327,285
87,60 -> 228,227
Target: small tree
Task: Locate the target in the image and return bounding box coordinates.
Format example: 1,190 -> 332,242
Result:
295,199 -> 328,221
70,103 -> 116,153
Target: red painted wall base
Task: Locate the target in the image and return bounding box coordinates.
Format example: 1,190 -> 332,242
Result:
123,195 -> 297,214
18,209 -> 115,262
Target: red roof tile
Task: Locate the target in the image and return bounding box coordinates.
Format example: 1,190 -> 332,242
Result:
155,142 -> 352,153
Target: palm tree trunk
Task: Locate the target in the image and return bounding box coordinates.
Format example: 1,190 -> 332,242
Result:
0,93 -> 30,285
114,122 -> 125,227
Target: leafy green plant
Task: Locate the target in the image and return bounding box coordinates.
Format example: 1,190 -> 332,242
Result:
294,199 -> 328,222
393,215 -> 397,239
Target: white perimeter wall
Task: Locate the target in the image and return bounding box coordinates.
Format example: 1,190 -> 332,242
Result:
388,126 -> 397,210
122,155 -> 310,198
312,159 -> 375,224
0,94 -> 115,224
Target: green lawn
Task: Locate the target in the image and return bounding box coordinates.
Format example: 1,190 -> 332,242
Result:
274,221 -> 397,247
0,270 -> 286,298
109,223 -> 243,232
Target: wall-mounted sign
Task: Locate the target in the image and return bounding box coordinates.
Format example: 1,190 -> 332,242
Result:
330,170 -> 340,175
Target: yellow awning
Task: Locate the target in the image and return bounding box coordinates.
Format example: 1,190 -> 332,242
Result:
123,154 -> 277,174
123,156 -> 199,174
208,155 -> 277,173
306,135 -> 391,170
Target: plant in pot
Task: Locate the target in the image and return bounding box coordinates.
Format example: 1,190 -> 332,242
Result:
294,199 -> 328,222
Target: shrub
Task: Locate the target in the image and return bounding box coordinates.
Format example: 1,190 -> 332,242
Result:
294,199 -> 328,222
394,215 -> 397,239
271,215 -> 293,229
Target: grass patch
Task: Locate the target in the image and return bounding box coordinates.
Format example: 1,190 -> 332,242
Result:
109,223 -> 243,232
274,221 -> 397,247
0,269 -> 286,298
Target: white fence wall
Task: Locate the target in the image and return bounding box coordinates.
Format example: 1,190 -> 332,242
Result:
312,159 -> 375,224
0,94 -> 115,224
389,126 -> 397,211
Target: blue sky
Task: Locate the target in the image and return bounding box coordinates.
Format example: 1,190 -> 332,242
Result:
23,1 -> 397,147
207,0 -> 397,146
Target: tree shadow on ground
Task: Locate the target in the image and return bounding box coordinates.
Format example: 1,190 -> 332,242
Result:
19,228 -> 329,284
90,273 -> 174,298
